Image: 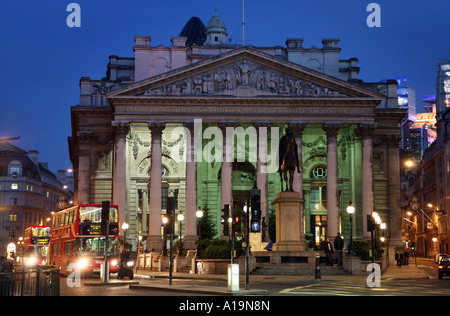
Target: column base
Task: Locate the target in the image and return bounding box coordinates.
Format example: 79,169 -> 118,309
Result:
146,235 -> 163,251
182,235 -> 198,250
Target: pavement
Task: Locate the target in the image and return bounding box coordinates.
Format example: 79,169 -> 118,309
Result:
81,258 -> 435,295
123,259 -> 434,295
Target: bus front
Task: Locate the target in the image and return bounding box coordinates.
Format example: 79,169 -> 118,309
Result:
75,205 -> 120,274
24,226 -> 51,266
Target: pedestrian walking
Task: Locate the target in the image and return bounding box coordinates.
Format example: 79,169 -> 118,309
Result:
395,250 -> 403,268
334,232 -> 344,267
404,249 -> 409,266
324,238 -> 334,266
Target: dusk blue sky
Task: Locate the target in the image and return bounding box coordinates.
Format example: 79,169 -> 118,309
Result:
0,0 -> 449,173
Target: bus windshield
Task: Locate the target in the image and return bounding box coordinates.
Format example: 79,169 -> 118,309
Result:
31,226 -> 50,237
76,237 -> 120,257
78,206 -> 119,236
27,245 -> 48,258
79,206 -> 118,224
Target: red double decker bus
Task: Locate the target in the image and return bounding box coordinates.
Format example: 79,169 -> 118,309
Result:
23,226 -> 51,266
49,204 -> 120,275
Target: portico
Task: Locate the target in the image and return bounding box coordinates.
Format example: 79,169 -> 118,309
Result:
102,47 -> 390,252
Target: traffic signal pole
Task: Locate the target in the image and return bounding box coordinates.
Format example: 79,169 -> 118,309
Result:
245,199 -> 250,290
101,201 -> 110,283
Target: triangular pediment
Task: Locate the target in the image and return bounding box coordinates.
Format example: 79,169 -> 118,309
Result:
107,47 -> 383,101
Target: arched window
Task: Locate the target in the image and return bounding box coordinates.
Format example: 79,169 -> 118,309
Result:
310,165 -> 327,179
8,160 -> 22,177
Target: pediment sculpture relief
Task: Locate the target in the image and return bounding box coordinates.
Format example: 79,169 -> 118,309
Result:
137,59 -> 348,98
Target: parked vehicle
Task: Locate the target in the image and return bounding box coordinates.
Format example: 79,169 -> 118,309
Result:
438,257 -> 450,279
436,253 -> 449,264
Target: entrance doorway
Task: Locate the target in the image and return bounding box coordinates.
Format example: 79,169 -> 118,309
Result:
311,215 -> 327,245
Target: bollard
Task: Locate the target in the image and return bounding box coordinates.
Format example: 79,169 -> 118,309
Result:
315,253 -> 321,279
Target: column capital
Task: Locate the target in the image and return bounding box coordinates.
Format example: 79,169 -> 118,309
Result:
254,122 -> 272,129
77,132 -> 94,146
147,121 -> 165,137
111,121 -> 130,137
358,122 -> 377,138
218,121 -> 235,131
183,121 -> 195,133
322,123 -> 341,137
385,133 -> 402,148
288,122 -> 307,135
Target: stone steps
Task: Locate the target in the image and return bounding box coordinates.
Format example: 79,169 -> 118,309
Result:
252,264 -> 349,276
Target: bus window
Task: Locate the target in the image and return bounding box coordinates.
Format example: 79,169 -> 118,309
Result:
77,237 -> 120,257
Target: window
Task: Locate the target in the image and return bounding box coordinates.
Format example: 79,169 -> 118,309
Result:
9,167 -> 20,175
11,183 -> 18,190
161,184 -> 169,211
9,227 -> 16,238
9,213 -> 17,221
311,166 -> 327,179
8,161 -> 21,176
52,243 -> 58,256
310,186 -> 327,212
64,241 -> 71,255
10,198 -> 18,205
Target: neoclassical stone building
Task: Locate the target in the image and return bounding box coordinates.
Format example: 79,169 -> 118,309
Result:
68,14 -> 405,264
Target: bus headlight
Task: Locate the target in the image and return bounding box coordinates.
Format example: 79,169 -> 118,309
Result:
78,258 -> 88,269
25,257 -> 37,266
111,259 -> 118,267
126,261 -> 134,267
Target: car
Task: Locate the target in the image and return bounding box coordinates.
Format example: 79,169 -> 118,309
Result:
436,253 -> 449,264
438,257 -> 450,279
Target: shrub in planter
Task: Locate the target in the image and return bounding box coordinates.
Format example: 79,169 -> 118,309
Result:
198,239 -> 243,259
353,240 -> 380,260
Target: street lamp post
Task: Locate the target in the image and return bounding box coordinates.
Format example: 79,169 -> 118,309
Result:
196,208 -> 203,254
162,216 -> 168,256
178,213 -> 184,255
346,202 -> 355,256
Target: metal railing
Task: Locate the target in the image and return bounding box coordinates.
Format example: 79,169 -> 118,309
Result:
0,265 -> 60,296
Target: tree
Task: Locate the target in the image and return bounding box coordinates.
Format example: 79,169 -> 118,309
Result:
199,205 -> 217,240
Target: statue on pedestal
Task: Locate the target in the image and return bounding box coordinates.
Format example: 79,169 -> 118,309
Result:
278,128 -> 301,192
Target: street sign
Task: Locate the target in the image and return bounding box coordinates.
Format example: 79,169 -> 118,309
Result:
251,222 -> 260,232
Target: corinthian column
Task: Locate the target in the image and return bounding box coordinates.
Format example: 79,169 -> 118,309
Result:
323,123 -> 341,241
359,123 -> 375,239
183,122 -> 197,249
254,122 -> 270,222
112,121 -> 130,238
147,121 -> 165,250
219,122 -> 234,238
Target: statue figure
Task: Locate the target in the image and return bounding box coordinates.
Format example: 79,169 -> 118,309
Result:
278,128 -> 301,192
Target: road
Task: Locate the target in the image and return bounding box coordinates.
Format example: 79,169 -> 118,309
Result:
61,267 -> 450,297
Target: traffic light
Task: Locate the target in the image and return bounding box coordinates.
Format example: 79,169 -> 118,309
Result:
367,214 -> 376,232
221,204 -> 230,236
234,215 -> 242,233
166,196 -> 175,235
250,188 -> 261,232
101,200 -> 110,236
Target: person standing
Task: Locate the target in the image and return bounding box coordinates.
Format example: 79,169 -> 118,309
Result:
334,232 -> 344,267
324,238 -> 334,266
404,249 -> 409,266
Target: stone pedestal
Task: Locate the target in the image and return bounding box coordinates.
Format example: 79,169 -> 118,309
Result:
271,191 -> 306,252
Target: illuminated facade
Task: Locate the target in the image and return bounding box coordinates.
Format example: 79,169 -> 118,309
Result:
68,14 -> 405,265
